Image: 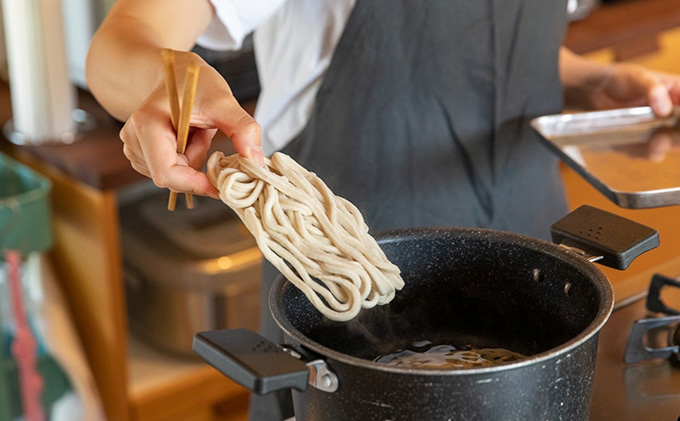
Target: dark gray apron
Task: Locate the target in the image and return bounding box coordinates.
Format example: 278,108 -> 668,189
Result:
249,0 -> 569,419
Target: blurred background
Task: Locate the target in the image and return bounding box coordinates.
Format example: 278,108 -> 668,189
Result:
1,0 -> 680,420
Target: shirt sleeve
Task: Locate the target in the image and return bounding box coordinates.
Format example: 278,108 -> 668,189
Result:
197,0 -> 288,51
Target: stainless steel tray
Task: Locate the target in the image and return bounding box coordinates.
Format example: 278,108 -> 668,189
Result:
531,106 -> 680,208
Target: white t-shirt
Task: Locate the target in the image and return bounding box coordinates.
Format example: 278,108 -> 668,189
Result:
197,0 -> 356,155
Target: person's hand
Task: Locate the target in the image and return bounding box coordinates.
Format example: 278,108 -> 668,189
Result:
586,63 -> 680,117
119,51 -> 264,198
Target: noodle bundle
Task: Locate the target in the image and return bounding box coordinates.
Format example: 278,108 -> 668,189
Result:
206,151 -> 404,321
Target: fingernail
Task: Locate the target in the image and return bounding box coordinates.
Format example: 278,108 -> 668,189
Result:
249,145 -> 265,165
649,151 -> 665,162
206,185 -> 220,199
652,86 -> 673,116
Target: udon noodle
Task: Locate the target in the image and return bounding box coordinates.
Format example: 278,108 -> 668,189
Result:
375,343 -> 526,369
207,151 -> 405,321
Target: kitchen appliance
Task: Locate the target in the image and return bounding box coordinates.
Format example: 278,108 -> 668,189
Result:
194,205 -> 658,420
119,187 -> 262,356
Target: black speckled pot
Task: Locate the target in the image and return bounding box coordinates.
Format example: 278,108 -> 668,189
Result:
270,228 -> 614,421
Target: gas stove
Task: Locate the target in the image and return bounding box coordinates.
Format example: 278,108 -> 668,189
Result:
591,274 -> 680,420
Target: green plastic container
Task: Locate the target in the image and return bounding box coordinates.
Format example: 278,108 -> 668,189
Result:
0,152 -> 52,255
0,152 -> 68,420
0,341 -> 72,421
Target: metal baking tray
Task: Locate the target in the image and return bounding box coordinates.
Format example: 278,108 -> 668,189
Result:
531,106 -> 680,208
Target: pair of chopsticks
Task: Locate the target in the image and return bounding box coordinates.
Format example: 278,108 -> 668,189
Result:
161,49 -> 200,211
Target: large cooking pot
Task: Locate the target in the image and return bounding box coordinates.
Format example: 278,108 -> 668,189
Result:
194,206 -> 658,420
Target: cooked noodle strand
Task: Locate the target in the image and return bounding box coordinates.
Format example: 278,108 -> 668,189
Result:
207,151 -> 404,321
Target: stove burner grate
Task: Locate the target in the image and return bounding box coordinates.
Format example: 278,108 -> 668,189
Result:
625,274 -> 680,364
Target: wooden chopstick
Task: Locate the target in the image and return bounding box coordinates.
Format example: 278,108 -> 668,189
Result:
161,49 -> 181,130
161,49 -> 200,211
176,64 -> 200,161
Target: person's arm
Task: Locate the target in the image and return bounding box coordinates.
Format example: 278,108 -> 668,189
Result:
86,0 -> 263,197
559,47 -> 680,116
86,0 -> 212,119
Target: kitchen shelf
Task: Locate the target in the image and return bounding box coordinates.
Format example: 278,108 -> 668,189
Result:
127,334 -> 248,421
0,81 -> 251,421
128,335 -> 210,397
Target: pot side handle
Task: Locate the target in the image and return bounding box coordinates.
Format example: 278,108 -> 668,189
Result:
550,205 -> 659,270
193,329 -> 309,394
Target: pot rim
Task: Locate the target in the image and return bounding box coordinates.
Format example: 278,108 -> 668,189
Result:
270,227 -> 615,376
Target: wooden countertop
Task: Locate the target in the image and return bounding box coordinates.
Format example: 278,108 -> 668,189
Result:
2,0 -> 679,192
0,83 -> 245,191
0,82 -> 145,190
564,0 -> 680,56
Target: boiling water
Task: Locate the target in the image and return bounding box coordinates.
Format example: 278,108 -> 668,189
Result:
374,341 -> 526,369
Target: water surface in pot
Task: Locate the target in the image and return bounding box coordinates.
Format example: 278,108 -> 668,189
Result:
374,341 -> 527,368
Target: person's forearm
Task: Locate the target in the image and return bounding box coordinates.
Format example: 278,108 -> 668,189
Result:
559,47 -> 610,110
85,0 -> 213,121
86,16 -> 166,121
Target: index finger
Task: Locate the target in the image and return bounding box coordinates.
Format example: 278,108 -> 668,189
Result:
165,162 -> 220,198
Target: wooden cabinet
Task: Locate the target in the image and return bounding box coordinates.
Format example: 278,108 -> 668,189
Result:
0,85 -> 249,421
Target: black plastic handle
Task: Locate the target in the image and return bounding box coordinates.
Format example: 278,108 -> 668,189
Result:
193,329 -> 310,394
550,205 -> 659,270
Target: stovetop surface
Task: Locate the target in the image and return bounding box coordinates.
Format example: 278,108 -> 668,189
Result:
591,294 -> 680,420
